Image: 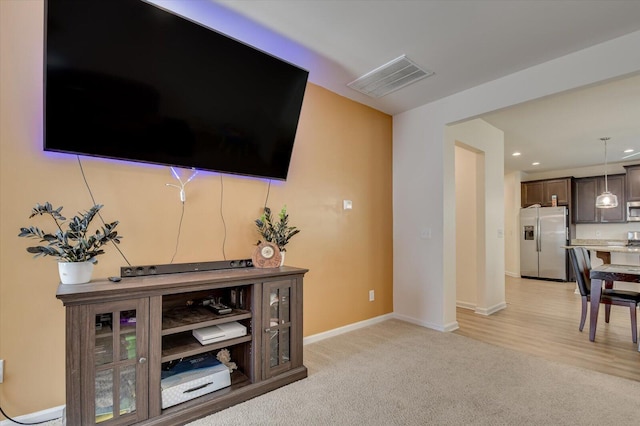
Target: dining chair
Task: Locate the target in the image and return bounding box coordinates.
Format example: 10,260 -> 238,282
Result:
569,247 -> 640,343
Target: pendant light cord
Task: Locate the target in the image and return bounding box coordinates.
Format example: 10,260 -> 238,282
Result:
602,137 -> 610,192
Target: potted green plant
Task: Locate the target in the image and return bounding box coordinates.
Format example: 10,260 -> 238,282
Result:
18,202 -> 121,284
255,205 -> 300,265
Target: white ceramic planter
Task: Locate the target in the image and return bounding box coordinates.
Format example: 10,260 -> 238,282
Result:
58,261 -> 94,284
280,251 -> 285,267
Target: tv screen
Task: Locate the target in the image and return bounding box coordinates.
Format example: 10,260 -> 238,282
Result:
44,0 -> 308,180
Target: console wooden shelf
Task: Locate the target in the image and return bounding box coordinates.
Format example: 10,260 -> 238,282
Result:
161,333 -> 253,362
161,307 -> 252,335
57,266 -> 308,426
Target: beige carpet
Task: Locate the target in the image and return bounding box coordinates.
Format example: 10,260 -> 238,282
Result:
38,319 -> 640,425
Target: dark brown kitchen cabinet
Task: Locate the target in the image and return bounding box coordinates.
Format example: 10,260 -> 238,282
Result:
573,174 -> 626,223
521,177 -> 571,207
624,164 -> 640,202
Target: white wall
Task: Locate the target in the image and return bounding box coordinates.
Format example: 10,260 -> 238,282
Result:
393,104 -> 448,329
523,163 -> 639,181
393,30 -> 640,331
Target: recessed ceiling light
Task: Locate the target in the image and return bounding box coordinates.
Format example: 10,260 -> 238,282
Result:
624,149 -> 634,153
512,152 -> 521,156
532,162 -> 540,166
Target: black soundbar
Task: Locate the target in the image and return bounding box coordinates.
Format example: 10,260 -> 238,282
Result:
120,259 -> 254,278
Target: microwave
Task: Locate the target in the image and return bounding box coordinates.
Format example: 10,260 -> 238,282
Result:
627,201 -> 640,221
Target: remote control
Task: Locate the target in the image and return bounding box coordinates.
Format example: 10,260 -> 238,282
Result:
210,303 -> 232,315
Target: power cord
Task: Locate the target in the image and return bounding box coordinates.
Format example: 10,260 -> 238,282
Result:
165,167 -> 198,204
77,156 -> 132,266
166,167 -> 198,263
170,201 -> 185,264
0,405 -> 59,425
263,179 -> 272,210
218,176 -> 270,261
219,175 -> 227,260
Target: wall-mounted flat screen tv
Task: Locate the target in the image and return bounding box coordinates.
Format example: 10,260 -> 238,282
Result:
44,0 -> 308,180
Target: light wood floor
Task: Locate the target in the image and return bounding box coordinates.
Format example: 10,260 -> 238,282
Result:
454,275 -> 640,382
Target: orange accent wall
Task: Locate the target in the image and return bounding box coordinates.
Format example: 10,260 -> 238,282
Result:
0,0 -> 392,416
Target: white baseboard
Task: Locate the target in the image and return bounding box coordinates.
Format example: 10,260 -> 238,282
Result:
391,312 -> 459,332
505,270 -> 519,278
456,301 -> 476,310
302,312 -> 461,340
0,404 -> 64,426
303,313 -> 394,345
475,301 -> 508,316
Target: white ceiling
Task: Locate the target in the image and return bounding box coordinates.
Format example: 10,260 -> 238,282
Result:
484,73 -> 640,174
212,0 -> 640,175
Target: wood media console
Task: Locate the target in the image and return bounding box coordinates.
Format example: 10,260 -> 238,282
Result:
56,266 -> 308,425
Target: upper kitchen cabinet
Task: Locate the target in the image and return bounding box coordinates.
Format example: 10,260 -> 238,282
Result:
521,178 -> 571,207
624,164 -> 640,201
573,174 -> 626,223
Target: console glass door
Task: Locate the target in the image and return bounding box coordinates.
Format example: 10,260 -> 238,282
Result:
87,299 -> 148,424
263,280 -> 293,378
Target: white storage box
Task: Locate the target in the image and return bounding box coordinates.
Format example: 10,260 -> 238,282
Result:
161,363 -> 230,409
193,321 -> 247,345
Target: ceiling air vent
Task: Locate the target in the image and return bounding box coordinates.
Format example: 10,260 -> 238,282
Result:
347,55 -> 434,98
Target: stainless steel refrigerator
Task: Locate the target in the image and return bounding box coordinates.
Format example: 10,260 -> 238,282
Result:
520,206 -> 568,281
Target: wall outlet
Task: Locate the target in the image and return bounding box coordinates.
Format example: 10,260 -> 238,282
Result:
369,290 -> 375,302
0,359 -> 4,383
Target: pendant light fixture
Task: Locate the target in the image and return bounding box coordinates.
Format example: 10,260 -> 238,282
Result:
595,137 -> 618,209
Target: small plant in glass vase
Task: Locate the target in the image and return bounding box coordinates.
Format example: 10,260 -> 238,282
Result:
18,202 -> 122,284
255,205 -> 300,265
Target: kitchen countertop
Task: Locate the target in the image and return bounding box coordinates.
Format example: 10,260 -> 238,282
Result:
566,239 -> 640,253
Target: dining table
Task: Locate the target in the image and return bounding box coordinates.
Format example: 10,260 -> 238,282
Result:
589,263 -> 640,351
